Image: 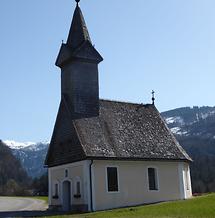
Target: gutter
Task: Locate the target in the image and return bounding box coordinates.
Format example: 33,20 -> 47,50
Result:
89,160 -> 94,212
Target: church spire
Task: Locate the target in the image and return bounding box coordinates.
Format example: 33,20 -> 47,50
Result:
56,1 -> 103,67
67,2 -> 91,49
55,1 -> 103,118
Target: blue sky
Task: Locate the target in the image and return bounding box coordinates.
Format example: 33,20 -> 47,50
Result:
0,0 -> 215,142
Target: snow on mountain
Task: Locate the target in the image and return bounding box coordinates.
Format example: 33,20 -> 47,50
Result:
22,141 -> 49,151
199,110 -> 215,120
4,140 -> 49,151
3,140 -> 36,150
161,106 -> 215,138
170,127 -> 188,136
3,140 -> 49,178
165,116 -> 184,125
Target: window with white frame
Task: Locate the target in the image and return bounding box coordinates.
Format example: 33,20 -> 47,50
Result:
107,167 -> 119,192
148,167 -> 158,191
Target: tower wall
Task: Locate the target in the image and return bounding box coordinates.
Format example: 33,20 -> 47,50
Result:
61,61 -> 99,118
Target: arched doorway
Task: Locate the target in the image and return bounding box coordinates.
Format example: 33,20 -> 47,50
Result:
62,180 -> 71,211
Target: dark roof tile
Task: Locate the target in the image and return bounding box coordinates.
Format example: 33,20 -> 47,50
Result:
45,99 -> 191,167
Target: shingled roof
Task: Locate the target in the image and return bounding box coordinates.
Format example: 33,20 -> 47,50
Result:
45,99 -> 192,167
67,4 -> 91,49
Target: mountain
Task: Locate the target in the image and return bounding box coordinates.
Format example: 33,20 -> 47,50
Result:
3,140 -> 37,149
161,106 -> 215,193
0,140 -> 30,195
161,106 -> 215,139
3,140 -> 49,178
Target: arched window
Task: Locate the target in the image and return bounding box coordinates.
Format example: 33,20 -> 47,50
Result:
76,181 -> 81,195
148,167 -> 158,191
65,169 -> 68,178
53,182 -> 59,199
74,177 -> 81,198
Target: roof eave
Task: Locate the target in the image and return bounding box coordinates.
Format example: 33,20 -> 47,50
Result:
85,156 -> 192,163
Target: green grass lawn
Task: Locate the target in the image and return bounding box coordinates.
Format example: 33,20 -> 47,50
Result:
46,193 -> 215,218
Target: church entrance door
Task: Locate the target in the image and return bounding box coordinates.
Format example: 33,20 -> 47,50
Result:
62,180 -> 71,211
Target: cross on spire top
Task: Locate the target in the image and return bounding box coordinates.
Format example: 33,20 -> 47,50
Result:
151,90 -> 155,105
75,0 -> 80,5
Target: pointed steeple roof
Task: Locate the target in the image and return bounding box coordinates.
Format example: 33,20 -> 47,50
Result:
67,4 -> 91,48
55,2 -> 103,67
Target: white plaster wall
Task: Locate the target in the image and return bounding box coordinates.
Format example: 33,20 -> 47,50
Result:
48,160 -> 91,208
48,159 -> 192,211
91,160 -> 192,211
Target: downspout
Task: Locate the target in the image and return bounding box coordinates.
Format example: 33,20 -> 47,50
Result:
89,160 -> 94,212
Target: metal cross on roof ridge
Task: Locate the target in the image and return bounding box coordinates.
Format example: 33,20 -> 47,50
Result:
151,90 -> 155,105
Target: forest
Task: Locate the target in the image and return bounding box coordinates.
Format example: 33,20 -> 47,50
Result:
0,140 -> 47,196
179,136 -> 215,193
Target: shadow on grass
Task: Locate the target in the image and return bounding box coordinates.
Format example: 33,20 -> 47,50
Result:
0,210 -> 73,218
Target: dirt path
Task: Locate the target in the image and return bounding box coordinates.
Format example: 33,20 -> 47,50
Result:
0,197 -> 68,217
0,197 -> 48,212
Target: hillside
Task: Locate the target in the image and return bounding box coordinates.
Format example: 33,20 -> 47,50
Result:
161,106 -> 215,193
4,140 -> 48,178
178,136 -> 215,193
161,106 -> 215,139
0,140 -> 30,195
